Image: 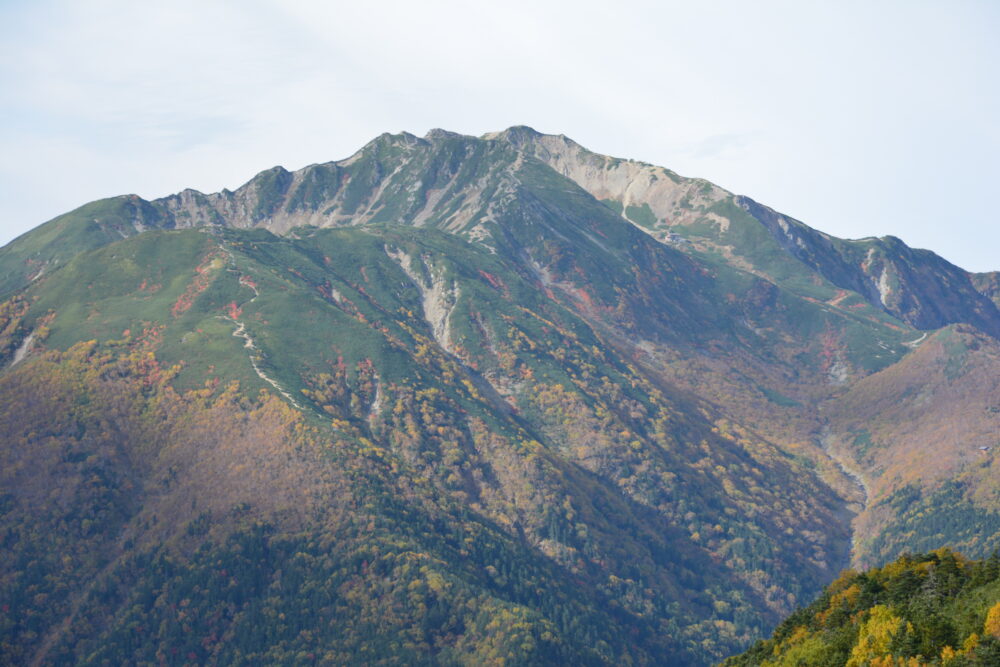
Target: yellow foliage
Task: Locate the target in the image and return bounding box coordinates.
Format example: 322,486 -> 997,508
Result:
847,605 -> 909,667
984,601 -> 1000,638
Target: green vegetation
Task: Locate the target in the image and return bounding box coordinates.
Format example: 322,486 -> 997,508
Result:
0,195 -> 170,298
852,429 -> 876,461
759,385 -> 802,408
864,484 -> 1000,567
722,549 -> 1000,666
625,202 -> 657,229
251,167 -> 294,220
599,198 -> 624,216
285,164 -> 344,213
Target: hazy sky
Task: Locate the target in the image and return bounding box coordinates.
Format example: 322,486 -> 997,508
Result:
2,0 -> 997,271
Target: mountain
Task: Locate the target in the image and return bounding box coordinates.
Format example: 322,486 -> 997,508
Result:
0,127 -> 997,665
722,548 -> 1000,666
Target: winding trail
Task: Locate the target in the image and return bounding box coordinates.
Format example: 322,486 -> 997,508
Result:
904,331 -> 929,348
227,315 -> 302,409
216,241 -> 303,409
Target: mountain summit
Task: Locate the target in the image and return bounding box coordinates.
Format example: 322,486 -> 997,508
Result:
0,128 -> 997,665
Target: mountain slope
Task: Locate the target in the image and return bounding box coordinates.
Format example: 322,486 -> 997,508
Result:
1,223 -> 857,664
0,127 -> 997,665
823,324 -> 1000,568
12,127 -> 999,345
0,195 -> 173,297
497,126 -> 1000,338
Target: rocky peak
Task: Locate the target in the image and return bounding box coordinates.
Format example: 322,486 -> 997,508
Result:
424,128 -> 465,141
484,125 -> 543,146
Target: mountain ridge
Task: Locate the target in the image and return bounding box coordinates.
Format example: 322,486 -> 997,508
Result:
4,126 -> 996,337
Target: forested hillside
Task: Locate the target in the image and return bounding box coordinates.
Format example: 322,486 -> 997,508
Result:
722,549 -> 1000,666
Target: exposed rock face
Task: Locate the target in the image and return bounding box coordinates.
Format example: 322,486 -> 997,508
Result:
386,246 -> 459,354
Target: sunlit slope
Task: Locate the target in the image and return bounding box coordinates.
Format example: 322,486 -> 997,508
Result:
722,549 -> 1000,666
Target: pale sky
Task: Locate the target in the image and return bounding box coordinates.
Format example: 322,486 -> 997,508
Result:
1,0 -> 997,271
